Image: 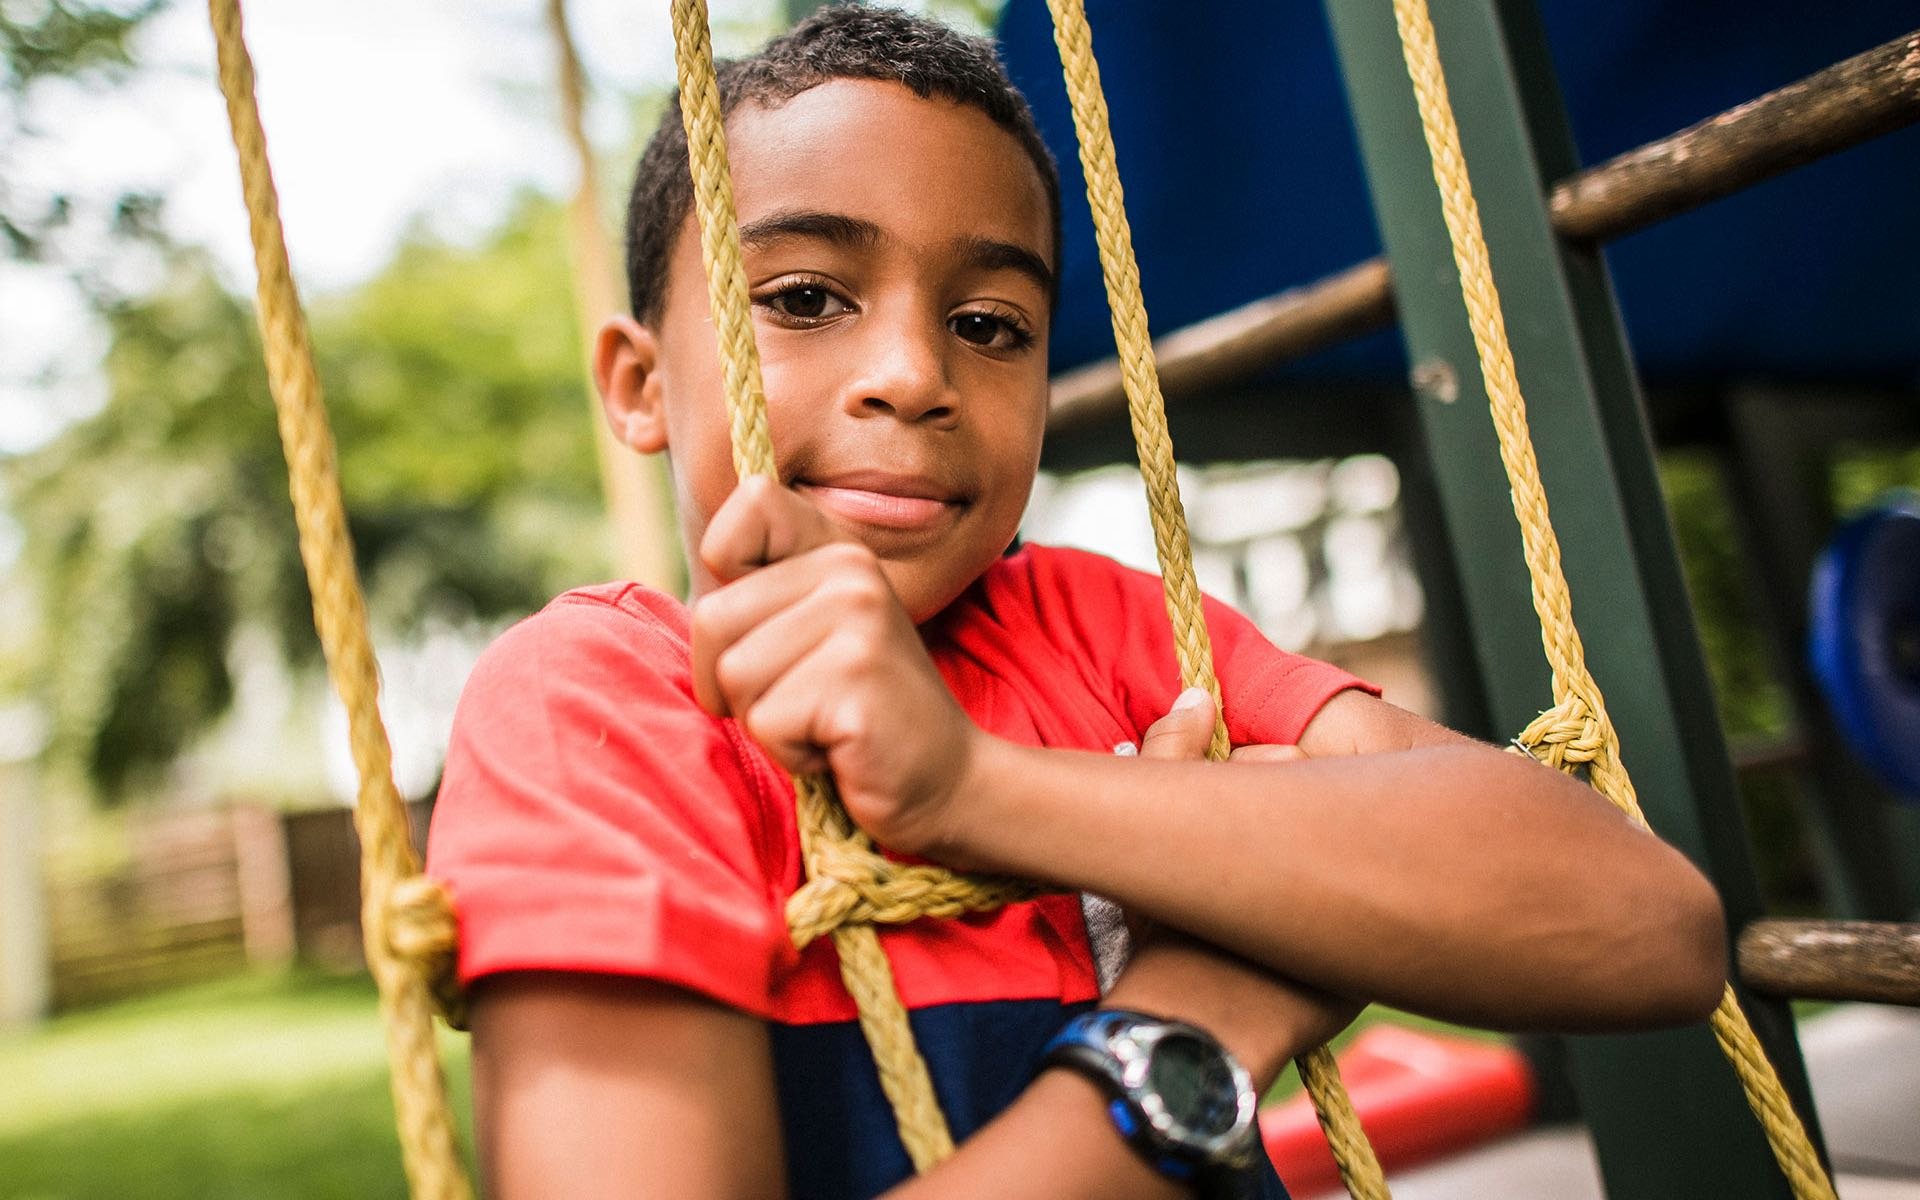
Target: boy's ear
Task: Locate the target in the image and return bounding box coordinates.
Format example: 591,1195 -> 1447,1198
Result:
594,316 -> 668,454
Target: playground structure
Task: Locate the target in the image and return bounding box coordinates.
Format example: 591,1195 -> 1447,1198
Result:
201,0 -> 1920,1198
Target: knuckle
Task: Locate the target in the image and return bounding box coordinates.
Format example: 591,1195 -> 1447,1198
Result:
688,595 -> 726,645
823,569 -> 886,613
711,647 -> 749,697
843,638 -> 884,682
823,692 -> 868,740
695,531 -> 728,579
820,541 -> 876,573
741,703 -> 782,749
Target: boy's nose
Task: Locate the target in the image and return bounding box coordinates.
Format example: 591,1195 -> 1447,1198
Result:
841,322 -> 958,427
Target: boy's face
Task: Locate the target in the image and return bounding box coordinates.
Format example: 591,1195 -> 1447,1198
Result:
599,80 -> 1055,623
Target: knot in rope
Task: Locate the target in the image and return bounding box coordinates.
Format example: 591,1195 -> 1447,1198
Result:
784,831 -> 1045,950
383,874 -> 467,1029
1513,694 -> 1607,776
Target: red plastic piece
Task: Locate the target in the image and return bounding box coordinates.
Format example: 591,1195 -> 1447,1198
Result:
1260,1025 -> 1537,1196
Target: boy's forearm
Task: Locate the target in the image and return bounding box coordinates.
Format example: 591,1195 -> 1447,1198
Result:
881,1069 -> 1186,1200
884,937 -> 1352,1200
938,733 -> 1727,1031
1104,929 -> 1364,1083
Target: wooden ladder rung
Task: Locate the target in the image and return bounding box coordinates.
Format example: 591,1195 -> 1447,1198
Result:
1737,918 -> 1920,1006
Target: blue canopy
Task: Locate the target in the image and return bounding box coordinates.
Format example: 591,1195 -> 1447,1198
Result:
996,0 -> 1920,386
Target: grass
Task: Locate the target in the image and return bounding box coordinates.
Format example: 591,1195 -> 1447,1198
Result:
0,970 -> 1510,1196
0,971 -> 474,1200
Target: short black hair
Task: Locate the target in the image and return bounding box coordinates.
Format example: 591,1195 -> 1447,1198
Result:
623,4 -> 1062,324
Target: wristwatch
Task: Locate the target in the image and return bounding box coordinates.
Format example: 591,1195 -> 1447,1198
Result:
1042,1009 -> 1263,1199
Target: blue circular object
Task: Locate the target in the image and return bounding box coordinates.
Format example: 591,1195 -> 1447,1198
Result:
1808,492 -> 1920,802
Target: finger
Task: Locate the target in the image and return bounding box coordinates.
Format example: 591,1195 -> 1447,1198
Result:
690,542 -> 884,713
731,632 -> 867,779
1136,687 -> 1216,761
1228,744 -> 1308,764
702,567 -> 886,720
700,475 -> 847,584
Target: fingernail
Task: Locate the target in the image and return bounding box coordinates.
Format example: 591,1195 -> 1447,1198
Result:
1172,687 -> 1210,712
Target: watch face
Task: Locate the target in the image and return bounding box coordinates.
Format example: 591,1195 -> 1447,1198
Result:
1146,1031 -> 1242,1139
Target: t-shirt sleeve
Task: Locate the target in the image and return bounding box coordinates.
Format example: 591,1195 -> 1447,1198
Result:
1204,586 -> 1380,746
1022,545 -> 1379,748
424,593 -> 792,1018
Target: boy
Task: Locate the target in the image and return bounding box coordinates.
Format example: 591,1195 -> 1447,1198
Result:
425,8 -> 1726,1198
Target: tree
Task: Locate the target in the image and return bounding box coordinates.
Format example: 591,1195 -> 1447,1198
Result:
2,0 -> 165,264
3,195 -> 611,801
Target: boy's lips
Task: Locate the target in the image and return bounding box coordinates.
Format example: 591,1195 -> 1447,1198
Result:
795,472 -> 967,531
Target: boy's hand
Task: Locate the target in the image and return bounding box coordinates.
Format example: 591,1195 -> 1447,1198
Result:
690,476 -> 976,855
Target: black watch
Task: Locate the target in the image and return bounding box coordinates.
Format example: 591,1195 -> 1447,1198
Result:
1042,1009 -> 1263,1199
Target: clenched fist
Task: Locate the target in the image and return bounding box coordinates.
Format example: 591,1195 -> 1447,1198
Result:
690,477 -> 981,856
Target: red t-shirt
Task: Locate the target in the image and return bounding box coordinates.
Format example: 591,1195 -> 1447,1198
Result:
428,542 -> 1372,1018
425,543 -> 1371,1196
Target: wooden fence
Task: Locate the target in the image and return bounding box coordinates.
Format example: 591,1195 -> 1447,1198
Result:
43,800 -> 428,1009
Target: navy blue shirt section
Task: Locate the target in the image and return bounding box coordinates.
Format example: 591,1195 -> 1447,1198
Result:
770,997 -> 1294,1199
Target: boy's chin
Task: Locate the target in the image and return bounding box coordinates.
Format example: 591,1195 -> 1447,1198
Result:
878,555 -> 994,626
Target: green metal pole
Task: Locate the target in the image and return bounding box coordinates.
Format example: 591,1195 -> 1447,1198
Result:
1321,2 -> 1828,1197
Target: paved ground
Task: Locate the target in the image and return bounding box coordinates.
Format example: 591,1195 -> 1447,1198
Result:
1304,1004 -> 1920,1199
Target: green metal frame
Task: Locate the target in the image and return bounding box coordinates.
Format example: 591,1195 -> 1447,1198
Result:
1322,0 -> 1828,1196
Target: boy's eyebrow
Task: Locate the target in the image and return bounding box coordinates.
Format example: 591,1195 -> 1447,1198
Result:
736,209 -> 1054,298
737,209 -> 881,251
951,234 -> 1055,299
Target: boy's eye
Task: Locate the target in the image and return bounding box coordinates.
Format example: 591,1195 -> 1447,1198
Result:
765,285 -> 848,321
950,311 -> 1032,350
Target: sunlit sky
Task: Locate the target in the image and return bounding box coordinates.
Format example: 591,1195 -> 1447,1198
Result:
1,0 -> 978,451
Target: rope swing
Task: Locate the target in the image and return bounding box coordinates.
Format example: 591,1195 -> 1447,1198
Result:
204,0 -> 1839,1195
205,1 -> 468,1194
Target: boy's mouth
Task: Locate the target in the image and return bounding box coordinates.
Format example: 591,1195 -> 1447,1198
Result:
794,471 -> 967,532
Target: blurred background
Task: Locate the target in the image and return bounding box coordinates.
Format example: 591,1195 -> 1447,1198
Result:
1,0 -> 1916,1196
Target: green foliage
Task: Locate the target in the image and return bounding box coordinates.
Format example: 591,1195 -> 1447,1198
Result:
0,0 -> 159,93
1829,444 -> 1920,518
1659,451 -> 1819,906
1659,451 -> 1791,740
1,0 -> 165,262
7,251 -> 270,795
918,0 -> 1008,35
308,199 -> 608,621
3,196 -> 610,800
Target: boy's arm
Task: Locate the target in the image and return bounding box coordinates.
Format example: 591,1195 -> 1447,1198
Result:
693,479 -> 1726,1034
469,697 -> 1359,1200
939,690 -> 1727,1030
469,929 -> 1343,1200
470,973 -> 787,1200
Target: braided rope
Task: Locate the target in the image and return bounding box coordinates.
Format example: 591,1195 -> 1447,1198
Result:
668,0 -> 1063,1169
1044,3 -> 1388,1197
1389,2 -> 1837,1197
204,2 -> 469,1196
667,0 -> 773,481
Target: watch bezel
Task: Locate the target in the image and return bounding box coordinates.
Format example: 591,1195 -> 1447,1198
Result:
1104,1017 -> 1260,1165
